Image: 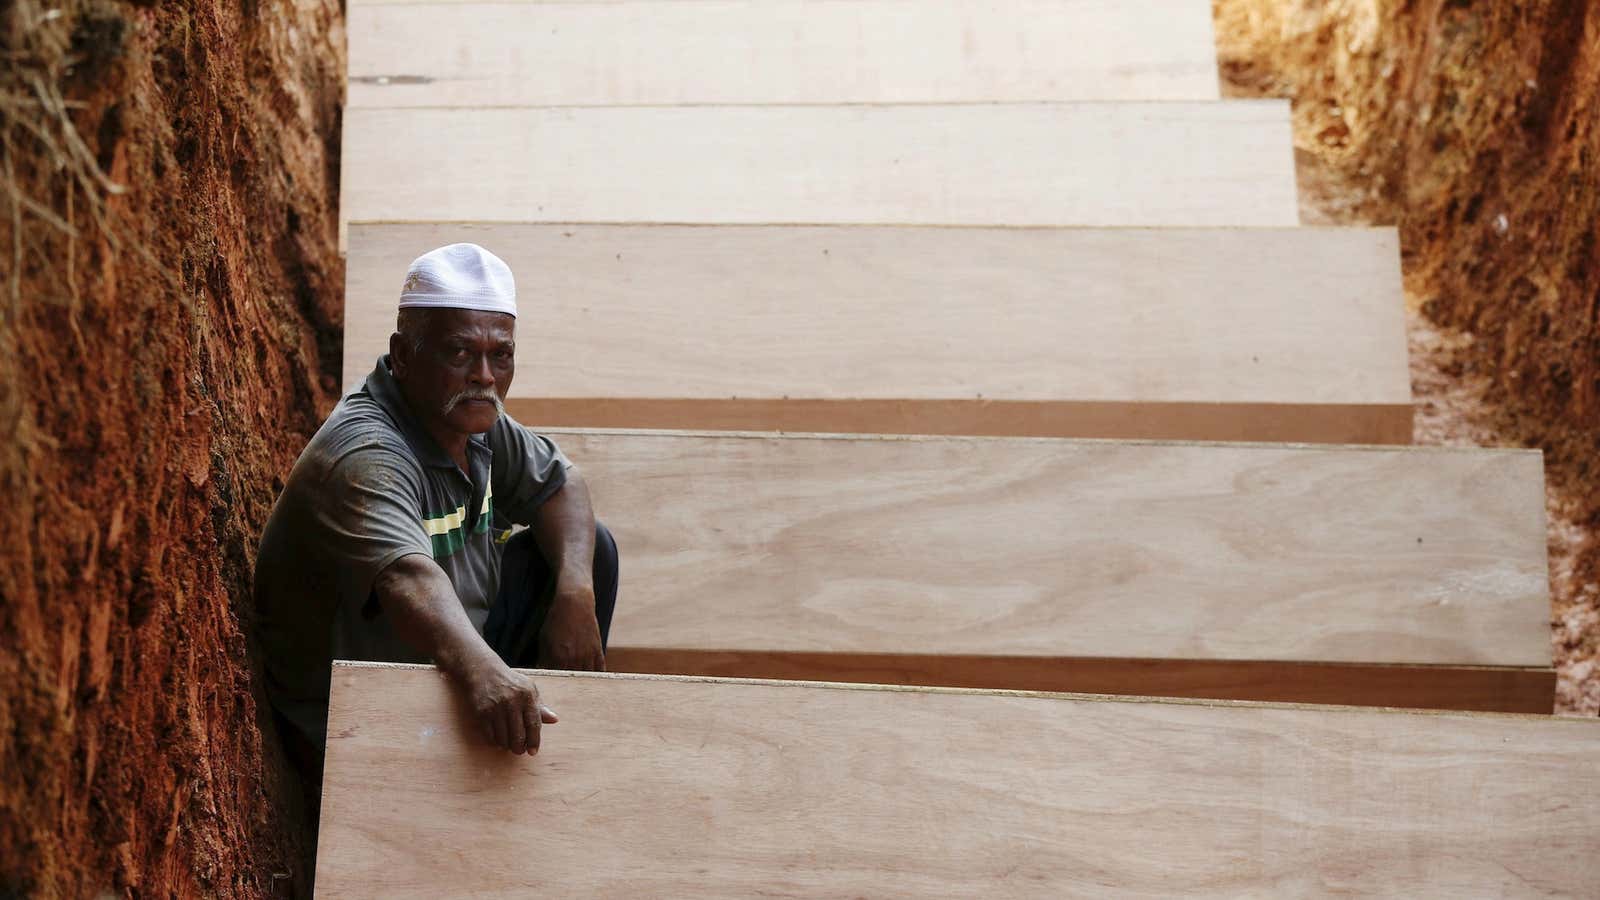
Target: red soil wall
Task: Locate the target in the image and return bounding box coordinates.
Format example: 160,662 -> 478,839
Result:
0,2 -> 345,895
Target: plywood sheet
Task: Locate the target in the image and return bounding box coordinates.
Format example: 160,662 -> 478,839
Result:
546,429 -> 1552,668
343,223 -> 1409,443
316,664 -> 1600,898
340,102 -> 1299,231
347,0 -> 1220,107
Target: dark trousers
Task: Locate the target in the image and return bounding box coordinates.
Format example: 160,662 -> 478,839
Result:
483,521 -> 618,667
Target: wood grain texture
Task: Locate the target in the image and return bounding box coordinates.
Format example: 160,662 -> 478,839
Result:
316,664 -> 1600,898
604,649 -> 1558,713
347,0 -> 1220,107
344,223 -> 1409,442
339,103 -> 1299,232
545,429 -> 1552,667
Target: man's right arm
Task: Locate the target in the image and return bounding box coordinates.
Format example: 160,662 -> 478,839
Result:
373,554 -> 558,756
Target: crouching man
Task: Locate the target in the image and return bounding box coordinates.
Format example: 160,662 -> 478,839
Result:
254,243 -> 617,783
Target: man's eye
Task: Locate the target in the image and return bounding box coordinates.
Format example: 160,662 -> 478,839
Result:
494,349 -> 513,361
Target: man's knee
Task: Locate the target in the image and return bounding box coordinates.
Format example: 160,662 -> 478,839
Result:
593,521 -> 619,645
594,521 -> 618,576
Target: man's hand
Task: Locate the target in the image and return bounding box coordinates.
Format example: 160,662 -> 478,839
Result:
375,555 -> 560,756
463,659 -> 559,755
538,586 -> 605,671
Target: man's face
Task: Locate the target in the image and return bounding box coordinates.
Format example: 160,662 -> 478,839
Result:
392,308 -> 516,438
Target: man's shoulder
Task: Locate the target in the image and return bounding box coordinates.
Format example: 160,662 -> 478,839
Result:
301,394 -> 422,481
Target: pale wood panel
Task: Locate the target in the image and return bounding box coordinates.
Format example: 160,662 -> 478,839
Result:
316,664 -> 1600,898
339,103 -> 1299,232
343,223 -> 1409,443
347,0 -> 1220,108
548,429 -> 1552,667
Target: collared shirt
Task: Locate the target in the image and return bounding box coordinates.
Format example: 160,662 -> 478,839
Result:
254,355 -> 570,743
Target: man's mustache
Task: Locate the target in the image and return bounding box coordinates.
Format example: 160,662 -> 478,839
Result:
442,387 -> 505,417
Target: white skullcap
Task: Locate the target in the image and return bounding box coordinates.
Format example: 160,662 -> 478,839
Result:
398,243 -> 517,318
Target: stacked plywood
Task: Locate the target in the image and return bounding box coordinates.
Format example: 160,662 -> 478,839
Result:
325,0 -> 1582,893
339,2 -> 1396,439
337,0 -> 1554,716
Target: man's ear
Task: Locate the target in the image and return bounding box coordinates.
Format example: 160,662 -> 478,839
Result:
388,331 -> 408,379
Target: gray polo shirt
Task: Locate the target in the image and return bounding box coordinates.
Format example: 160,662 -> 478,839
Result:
254,355 -> 570,743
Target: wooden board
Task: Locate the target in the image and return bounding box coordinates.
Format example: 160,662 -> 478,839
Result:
347,0 -> 1220,107
316,664 -> 1600,898
344,223 -> 1410,443
339,102 -> 1299,233
546,430 -> 1553,694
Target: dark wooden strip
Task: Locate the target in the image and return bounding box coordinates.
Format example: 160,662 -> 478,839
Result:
605,648 -> 1556,713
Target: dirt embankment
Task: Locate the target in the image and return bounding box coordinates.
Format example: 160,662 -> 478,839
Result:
1213,0 -> 1600,714
1,2 -> 344,896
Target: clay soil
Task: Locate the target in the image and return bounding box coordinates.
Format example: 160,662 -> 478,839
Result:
1,2 -> 344,896
1213,0 -> 1600,715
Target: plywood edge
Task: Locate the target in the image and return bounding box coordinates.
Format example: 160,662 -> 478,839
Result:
541,425 -> 1544,457
507,397 -> 1416,444
600,650 -> 1558,715
346,218 -> 1384,236
341,98 -> 1293,112
329,661 -> 1579,723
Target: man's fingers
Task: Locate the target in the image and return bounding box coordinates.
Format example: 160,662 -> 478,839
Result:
538,703 -> 559,725
504,703 -> 527,754
487,712 -> 507,751
576,640 -> 601,669
522,693 -> 546,755
528,698 -> 547,752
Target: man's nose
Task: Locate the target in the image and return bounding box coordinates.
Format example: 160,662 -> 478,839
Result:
468,352 -> 494,385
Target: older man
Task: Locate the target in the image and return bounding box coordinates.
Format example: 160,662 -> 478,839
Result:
255,243 -> 616,774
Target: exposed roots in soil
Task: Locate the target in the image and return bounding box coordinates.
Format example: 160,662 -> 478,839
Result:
2,1 -> 347,895
2,1 -> 126,303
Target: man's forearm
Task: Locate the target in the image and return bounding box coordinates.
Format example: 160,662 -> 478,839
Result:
533,467 -> 598,594
528,467 -> 606,671
374,553 -> 501,680
373,553 -> 558,755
